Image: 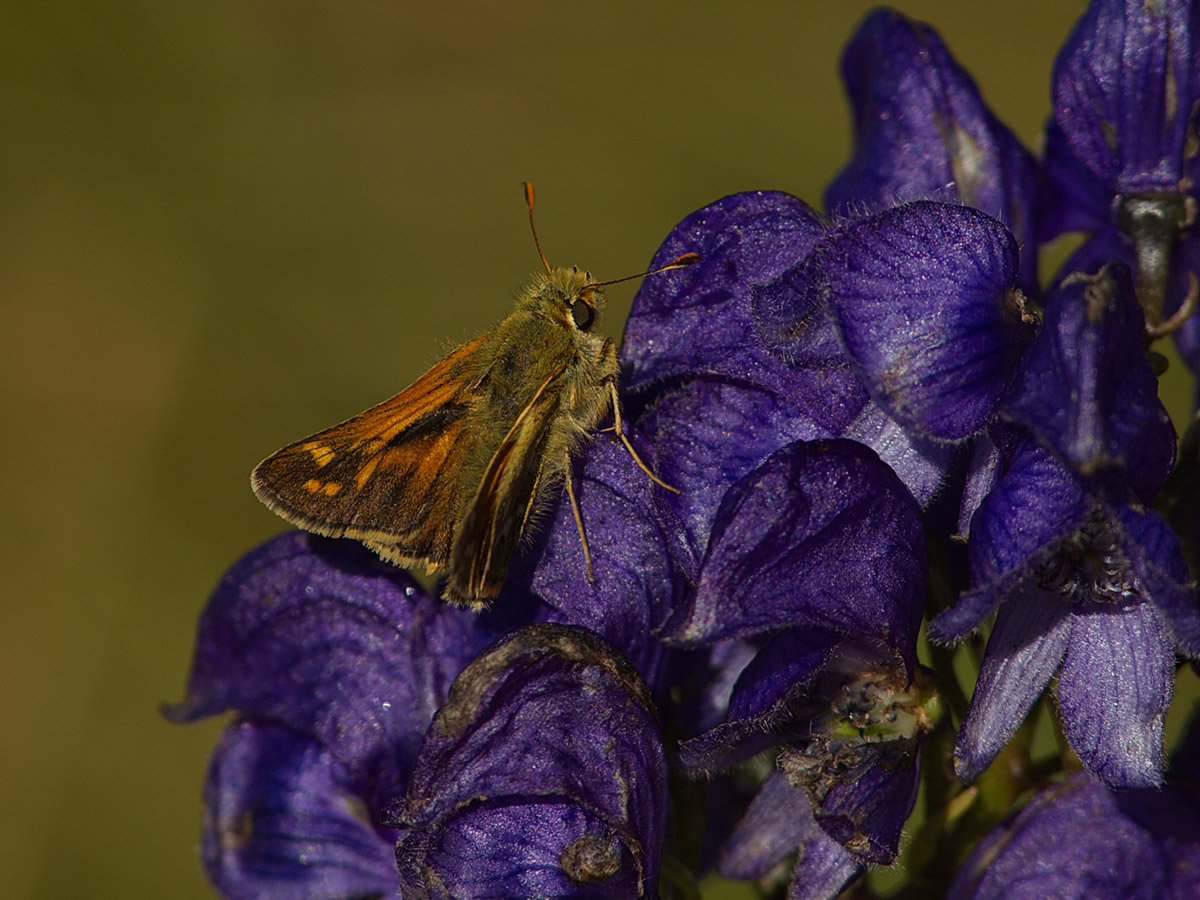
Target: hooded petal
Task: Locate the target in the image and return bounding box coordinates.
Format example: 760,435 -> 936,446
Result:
947,773 -> 1200,900
827,9 -> 1038,293
1003,265 -> 1176,495
1047,0 -> 1200,201
636,380 -> 848,577
621,191 -> 826,399
815,202 -> 1032,441
203,722 -> 400,900
390,624 -> 667,899
167,531 -> 501,802
667,439 -> 927,655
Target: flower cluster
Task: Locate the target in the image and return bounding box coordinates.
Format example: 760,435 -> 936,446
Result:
173,3 -> 1200,898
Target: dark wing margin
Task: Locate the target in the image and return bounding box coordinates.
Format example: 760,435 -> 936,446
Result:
250,335 -> 489,570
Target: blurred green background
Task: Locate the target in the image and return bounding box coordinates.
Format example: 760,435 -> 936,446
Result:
3,2 -> 1194,898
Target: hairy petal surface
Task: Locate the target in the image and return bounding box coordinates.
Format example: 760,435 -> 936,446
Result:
202,722 -> 400,900
167,531 -> 501,804
390,624 -> 667,900
667,439 -> 926,655
815,202 -> 1032,441
827,8 -> 1038,292
948,773 -> 1200,900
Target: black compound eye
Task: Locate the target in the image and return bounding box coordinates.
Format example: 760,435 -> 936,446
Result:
571,301 -> 595,331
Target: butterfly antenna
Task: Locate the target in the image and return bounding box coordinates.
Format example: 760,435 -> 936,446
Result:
523,182 -> 552,274
587,252 -> 700,289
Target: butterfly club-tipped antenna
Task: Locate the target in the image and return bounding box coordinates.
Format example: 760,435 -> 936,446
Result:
523,181 -> 552,274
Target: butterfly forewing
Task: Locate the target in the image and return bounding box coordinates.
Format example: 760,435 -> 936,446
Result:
251,335 -> 491,569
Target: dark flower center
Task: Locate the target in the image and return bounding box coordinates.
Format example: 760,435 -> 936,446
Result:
1037,520 -> 1135,603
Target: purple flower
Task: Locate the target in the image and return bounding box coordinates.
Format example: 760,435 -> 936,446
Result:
826,8 -> 1039,294
930,267 -> 1200,788
672,439 -> 936,891
1041,0 -> 1200,361
389,623 -> 668,900
167,532 -> 519,899
947,770 -> 1200,900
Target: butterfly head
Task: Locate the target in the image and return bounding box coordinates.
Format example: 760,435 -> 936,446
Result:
523,266 -> 606,332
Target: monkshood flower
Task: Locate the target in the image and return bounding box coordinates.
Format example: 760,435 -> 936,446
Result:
1041,0 -> 1200,364
947,717 -> 1200,900
171,531 -> 673,900
930,265 -> 1200,788
825,7 -> 1040,295
166,531 -> 509,900
388,623 -> 668,900
623,192 -> 1034,573
667,439 -> 936,897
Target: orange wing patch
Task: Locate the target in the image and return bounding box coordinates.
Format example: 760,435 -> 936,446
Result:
251,335 -> 490,570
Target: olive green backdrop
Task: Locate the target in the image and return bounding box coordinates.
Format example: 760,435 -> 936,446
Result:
3,3 -> 1193,899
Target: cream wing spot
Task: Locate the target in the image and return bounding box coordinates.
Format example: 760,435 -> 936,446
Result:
300,441 -> 338,468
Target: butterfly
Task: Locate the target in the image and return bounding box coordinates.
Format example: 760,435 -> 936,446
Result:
251,183 -> 696,606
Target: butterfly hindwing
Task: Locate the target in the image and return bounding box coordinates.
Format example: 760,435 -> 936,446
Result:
445,365 -> 568,601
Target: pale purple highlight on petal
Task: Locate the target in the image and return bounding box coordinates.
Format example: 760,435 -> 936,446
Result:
1057,601 -> 1174,788
203,723 -> 400,900
954,593 -> 1073,783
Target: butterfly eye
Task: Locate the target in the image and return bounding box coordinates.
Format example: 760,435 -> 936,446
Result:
571,301 -> 596,331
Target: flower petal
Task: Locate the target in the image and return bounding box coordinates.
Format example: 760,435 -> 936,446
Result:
391,624 -> 667,898
1003,265 -> 1176,493
167,531 -> 498,801
637,380 -> 845,575
1048,0 -> 1200,199
952,592 -> 1073,783
827,9 -> 1038,293
1057,600 -> 1174,788
721,772 -> 864,900
1115,492 -> 1200,658
203,722 -> 399,900
948,773 -> 1200,900
512,435 -> 679,683
621,191 -> 826,397
817,202 -> 1031,440
667,439 -> 927,652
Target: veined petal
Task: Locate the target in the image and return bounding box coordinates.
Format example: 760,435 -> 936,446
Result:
1049,0 -> 1200,198
166,531 -> 499,802
1003,265 -> 1176,492
636,379 -> 845,577
827,8 -> 1038,293
667,439 -> 926,652
1114,502 -> 1200,657
203,722 -> 399,900
1058,600 -> 1174,788
514,435 -> 678,682
390,624 -> 667,899
622,191 -> 826,397
816,202 -> 1032,441
948,773 -> 1200,900
953,592 -> 1073,783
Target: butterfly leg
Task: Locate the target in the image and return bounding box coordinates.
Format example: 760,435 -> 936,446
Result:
607,381 -> 680,494
564,472 -> 595,582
